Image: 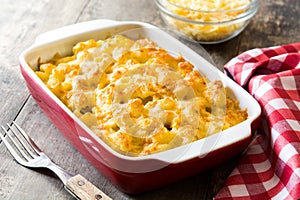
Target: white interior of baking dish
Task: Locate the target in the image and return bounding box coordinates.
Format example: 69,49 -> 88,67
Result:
20,20 -> 261,173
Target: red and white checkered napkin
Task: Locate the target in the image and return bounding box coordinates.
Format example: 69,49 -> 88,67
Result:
214,43 -> 300,200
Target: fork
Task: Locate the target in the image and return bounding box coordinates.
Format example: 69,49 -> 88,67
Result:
0,121 -> 112,200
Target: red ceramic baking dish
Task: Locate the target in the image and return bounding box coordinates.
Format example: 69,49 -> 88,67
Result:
19,20 -> 261,194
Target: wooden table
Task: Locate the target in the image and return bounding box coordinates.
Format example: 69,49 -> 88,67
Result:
0,0 -> 299,199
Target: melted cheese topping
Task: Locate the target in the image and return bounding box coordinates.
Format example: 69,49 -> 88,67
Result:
36,35 -> 247,156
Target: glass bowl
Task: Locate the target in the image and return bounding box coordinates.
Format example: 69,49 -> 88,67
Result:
155,0 -> 259,44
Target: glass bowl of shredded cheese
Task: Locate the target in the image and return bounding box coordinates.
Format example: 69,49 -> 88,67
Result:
155,0 -> 259,44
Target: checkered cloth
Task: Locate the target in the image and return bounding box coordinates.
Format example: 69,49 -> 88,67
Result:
214,43 -> 300,200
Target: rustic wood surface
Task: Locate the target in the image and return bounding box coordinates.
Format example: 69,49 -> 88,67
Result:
0,0 -> 299,199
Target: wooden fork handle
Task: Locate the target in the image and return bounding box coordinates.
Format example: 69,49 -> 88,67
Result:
65,174 -> 112,200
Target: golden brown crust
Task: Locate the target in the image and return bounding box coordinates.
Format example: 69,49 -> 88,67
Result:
36,35 -> 247,156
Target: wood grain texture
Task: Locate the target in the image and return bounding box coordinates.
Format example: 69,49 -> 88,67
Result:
0,0 -> 299,199
66,174 -> 112,200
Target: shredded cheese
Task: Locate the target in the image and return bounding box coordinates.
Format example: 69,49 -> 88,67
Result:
164,0 -> 251,42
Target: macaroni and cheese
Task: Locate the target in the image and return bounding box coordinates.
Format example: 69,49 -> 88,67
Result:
161,0 -> 251,42
36,35 -> 247,156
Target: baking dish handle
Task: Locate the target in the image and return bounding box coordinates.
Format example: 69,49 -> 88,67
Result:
33,19 -> 119,46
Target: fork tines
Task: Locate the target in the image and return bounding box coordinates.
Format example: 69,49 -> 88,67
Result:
0,121 -> 40,163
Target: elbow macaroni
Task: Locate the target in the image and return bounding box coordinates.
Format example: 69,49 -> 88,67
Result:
163,0 -> 251,42
36,35 -> 247,156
